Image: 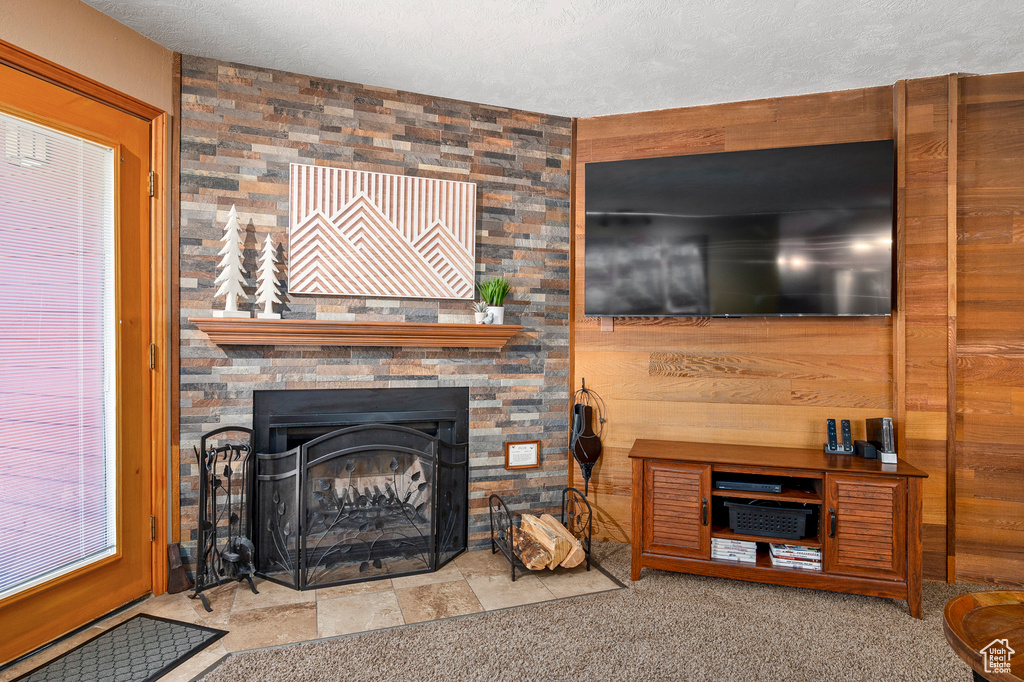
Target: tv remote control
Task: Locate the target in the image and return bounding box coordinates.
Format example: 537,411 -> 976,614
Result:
841,420 -> 853,453
826,419 -> 838,451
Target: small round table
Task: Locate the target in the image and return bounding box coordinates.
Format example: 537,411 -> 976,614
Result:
943,591 -> 1024,682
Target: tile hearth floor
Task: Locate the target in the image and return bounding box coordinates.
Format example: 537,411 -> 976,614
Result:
1,549 -> 620,682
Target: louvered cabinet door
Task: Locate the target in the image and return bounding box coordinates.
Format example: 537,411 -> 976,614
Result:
824,474 -> 907,581
642,462 -> 711,559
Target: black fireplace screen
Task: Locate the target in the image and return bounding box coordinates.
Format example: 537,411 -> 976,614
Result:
252,388 -> 469,590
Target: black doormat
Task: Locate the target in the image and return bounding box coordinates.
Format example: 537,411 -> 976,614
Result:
12,614 -> 227,682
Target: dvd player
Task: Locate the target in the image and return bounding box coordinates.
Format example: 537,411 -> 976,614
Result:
715,480 -> 783,494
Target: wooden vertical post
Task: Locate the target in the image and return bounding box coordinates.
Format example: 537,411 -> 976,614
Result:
568,117 -> 578,492
170,52 -> 182,547
893,81 -> 908,457
945,73 -> 959,583
150,110 -> 170,596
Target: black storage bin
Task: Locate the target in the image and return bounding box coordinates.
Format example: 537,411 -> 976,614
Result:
724,500 -> 814,540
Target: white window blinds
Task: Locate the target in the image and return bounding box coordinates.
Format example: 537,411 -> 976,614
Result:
0,112 -> 117,600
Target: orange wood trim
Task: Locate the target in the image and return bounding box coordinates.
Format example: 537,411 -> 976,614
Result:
189,317 -> 524,348
568,117 -> 578,491
945,73 -> 959,584
892,80 -> 908,456
0,38 -> 163,120
150,111 -> 169,597
170,53 -> 182,546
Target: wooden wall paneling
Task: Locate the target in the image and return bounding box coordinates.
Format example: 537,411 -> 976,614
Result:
900,76 -> 954,581
893,81 -> 908,458
955,71 -> 1024,585
572,87 -> 896,546
945,73 -> 959,582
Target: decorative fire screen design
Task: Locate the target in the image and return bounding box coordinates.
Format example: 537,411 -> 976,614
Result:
288,163 -> 476,299
252,388 -> 469,590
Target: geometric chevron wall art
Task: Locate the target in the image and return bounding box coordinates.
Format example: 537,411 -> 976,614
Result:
288,163 -> 477,299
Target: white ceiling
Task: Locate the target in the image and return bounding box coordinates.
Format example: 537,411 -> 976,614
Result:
86,0 -> 1024,118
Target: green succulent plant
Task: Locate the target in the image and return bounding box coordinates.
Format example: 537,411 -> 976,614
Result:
473,300 -> 489,313
476,276 -> 511,306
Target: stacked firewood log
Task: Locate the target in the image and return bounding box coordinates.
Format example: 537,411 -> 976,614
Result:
509,513 -> 586,570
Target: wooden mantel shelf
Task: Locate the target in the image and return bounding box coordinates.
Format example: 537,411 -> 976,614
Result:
188,317 -> 524,348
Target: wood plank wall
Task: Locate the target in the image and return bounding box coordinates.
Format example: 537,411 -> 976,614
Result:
956,72 -> 1024,584
902,77 -> 954,580
571,82 -> 960,581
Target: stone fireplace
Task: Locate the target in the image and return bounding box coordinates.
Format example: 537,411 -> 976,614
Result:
177,54 -> 571,575
251,388 -> 468,589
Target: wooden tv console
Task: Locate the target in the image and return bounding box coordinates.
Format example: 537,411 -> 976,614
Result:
629,439 -> 928,618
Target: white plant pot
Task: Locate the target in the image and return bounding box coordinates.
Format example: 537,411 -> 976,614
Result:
474,311 -> 488,324
487,306 -> 504,325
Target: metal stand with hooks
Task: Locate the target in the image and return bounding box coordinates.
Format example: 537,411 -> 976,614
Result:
570,378 -> 606,496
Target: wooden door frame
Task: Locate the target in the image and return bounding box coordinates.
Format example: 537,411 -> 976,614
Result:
0,38 -> 170,598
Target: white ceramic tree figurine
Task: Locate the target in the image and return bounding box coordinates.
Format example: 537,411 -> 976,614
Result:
213,204 -> 250,318
256,233 -> 282,319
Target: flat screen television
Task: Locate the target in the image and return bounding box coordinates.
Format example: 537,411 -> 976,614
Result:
584,140 -> 894,317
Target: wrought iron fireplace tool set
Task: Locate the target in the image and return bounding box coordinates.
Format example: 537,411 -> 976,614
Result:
190,426 -> 259,611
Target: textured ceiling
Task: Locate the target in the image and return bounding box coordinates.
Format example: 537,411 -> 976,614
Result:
85,0 -> 1024,118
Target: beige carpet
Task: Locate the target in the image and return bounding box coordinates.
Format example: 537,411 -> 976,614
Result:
203,542 -> 982,681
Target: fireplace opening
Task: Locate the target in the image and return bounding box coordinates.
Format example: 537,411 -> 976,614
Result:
251,388 -> 469,590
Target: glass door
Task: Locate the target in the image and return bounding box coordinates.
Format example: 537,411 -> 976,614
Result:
0,63 -> 153,664
0,111 -> 119,601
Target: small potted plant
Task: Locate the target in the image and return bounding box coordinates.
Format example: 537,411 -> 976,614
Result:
473,300 -> 490,324
477,276 -> 510,325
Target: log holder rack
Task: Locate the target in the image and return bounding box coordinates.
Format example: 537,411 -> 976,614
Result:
488,486 -> 593,582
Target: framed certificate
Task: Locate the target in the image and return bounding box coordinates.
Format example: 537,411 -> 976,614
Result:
505,440 -> 541,470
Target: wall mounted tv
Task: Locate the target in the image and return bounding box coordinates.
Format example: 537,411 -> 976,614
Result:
584,140 -> 894,317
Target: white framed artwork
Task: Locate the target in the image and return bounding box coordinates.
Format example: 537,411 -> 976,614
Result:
288,164 -> 476,300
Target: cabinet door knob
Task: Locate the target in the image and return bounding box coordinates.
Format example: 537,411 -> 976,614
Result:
701,498 -> 709,526
829,508 -> 837,538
